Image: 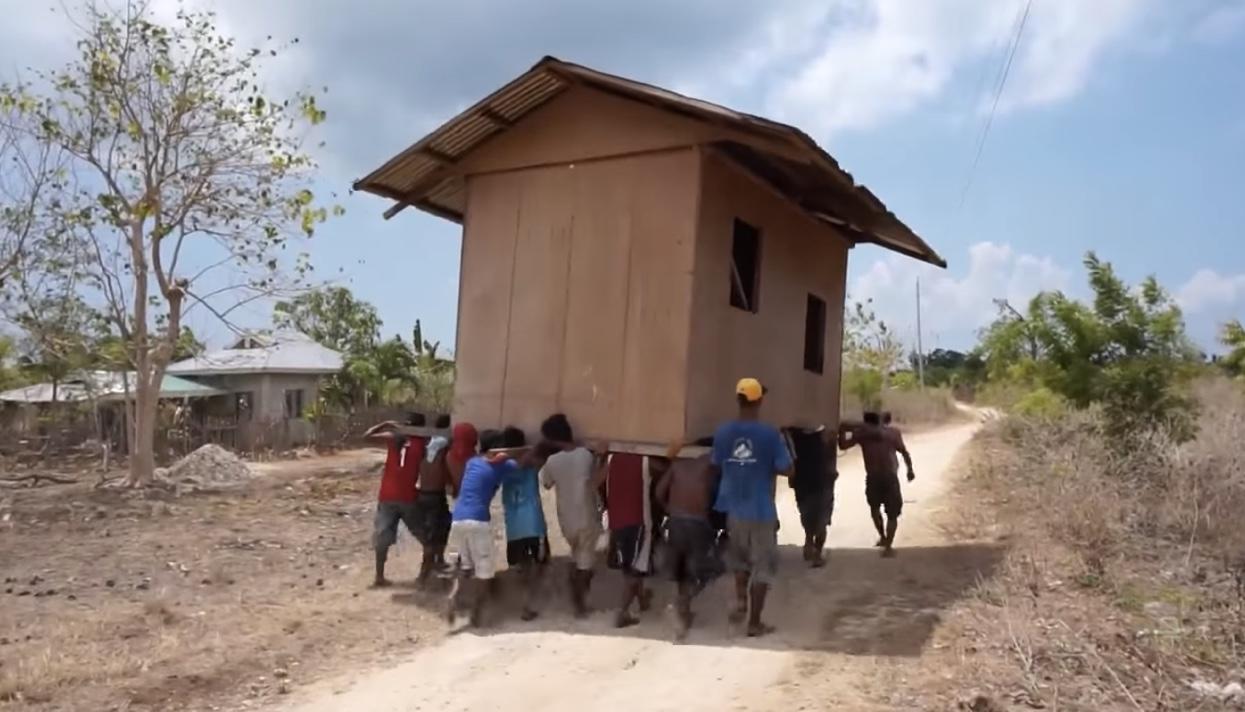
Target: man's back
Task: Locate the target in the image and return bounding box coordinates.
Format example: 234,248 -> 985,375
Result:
712,420 -> 792,521
853,425 -> 904,477
540,447 -> 599,536
453,456 -> 511,522
665,454 -> 716,519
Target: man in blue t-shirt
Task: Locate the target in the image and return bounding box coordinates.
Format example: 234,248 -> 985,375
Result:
712,377 -> 792,638
446,429 -> 516,628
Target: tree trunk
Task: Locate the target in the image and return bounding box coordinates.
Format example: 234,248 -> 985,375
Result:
126,371 -> 159,485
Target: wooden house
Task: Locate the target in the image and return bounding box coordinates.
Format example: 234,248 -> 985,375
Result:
355,58 -> 945,443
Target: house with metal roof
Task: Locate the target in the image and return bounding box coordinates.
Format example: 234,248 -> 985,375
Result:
355,57 -> 944,442
166,331 -> 344,448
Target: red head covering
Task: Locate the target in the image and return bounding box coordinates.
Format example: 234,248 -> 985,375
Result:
449,422 -> 478,464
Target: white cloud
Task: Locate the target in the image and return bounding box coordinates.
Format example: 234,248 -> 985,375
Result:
1177,269 -> 1245,312
1176,269 -> 1245,351
699,0 -> 1154,137
848,241 -> 1071,351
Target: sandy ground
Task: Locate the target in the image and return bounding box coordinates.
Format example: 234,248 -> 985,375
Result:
275,421 -> 987,712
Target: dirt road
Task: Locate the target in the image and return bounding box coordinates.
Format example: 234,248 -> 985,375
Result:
278,422 -> 987,712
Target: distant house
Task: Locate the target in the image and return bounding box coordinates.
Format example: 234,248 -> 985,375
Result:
354,57 -> 944,444
0,371 -> 225,405
0,371 -> 228,454
167,331 -> 343,447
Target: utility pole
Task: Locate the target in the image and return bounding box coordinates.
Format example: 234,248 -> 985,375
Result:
916,278 -> 926,389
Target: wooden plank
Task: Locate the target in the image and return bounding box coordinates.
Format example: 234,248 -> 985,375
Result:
496,165 -> 575,429
453,173 -> 520,428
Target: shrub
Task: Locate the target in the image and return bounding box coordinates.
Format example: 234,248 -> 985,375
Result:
1012,387 -> 1067,419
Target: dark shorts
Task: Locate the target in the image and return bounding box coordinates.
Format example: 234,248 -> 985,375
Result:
865,473 -> 903,517
666,516 -> 722,587
796,486 -> 835,537
709,509 -> 728,537
373,501 -> 418,550
411,490 -> 452,548
506,536 -> 551,567
607,524 -> 654,576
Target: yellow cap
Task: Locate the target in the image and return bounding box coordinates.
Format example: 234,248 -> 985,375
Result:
735,378 -> 766,403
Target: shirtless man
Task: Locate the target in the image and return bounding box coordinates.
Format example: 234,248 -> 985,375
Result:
838,412 -> 914,557
656,437 -> 722,640
411,435 -> 453,586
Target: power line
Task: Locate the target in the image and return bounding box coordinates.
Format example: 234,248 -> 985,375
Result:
957,0 -> 1033,210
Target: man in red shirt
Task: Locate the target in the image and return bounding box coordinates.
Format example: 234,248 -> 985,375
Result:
603,452 -> 661,628
364,420 -> 426,587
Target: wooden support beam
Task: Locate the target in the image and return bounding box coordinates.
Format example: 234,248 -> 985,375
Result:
480,108 -> 514,127
421,147 -> 456,165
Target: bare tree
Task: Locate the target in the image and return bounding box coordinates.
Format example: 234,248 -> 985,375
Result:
0,2 -> 334,484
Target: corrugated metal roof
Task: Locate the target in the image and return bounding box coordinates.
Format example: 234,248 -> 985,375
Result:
354,56 -> 945,268
0,372 -> 226,404
166,330 -> 343,376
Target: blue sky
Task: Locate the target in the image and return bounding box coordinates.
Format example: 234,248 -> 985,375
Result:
2,0 -> 1243,354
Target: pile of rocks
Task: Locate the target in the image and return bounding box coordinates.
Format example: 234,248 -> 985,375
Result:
157,444 -> 253,491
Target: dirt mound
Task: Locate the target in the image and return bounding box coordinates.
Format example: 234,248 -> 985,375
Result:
157,444 -> 253,491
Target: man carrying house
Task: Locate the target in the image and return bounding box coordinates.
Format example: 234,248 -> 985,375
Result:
411,434 -> 453,587
787,425 -> 837,568
446,428 -> 515,628
712,378 -> 793,637
838,411 -> 914,558
538,413 -> 603,618
363,419 -> 426,588
603,452 -> 659,629
498,426 -> 551,622
656,437 -> 722,640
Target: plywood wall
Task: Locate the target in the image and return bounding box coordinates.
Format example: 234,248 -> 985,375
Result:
454,148 -> 699,442
685,151 -> 851,438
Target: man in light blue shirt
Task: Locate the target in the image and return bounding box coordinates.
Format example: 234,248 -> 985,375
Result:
712,377 -> 792,638
499,426 -> 549,622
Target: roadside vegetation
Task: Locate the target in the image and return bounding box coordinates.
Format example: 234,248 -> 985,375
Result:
927,253 -> 1245,709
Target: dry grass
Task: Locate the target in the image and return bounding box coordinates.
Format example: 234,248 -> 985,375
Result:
841,386 -> 964,427
0,449 -> 446,711
927,376 -> 1245,709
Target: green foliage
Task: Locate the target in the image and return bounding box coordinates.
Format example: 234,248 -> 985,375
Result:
911,348 -> 986,389
1222,320 -> 1245,379
890,371 -> 919,390
978,253 -> 1199,441
844,299 -> 904,376
276,287 -> 454,411
1013,387 -> 1068,419
843,367 -> 883,411
274,287 -> 381,356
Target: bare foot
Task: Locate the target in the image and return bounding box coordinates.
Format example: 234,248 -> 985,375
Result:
881,547 -> 897,558
371,578 -> 392,589
747,622 -> 775,638
520,608 -> 539,622
874,538 -> 886,547
614,612 -> 639,629
728,602 -> 747,625
809,554 -> 826,569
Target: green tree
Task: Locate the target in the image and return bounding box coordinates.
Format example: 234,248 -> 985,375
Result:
978,253 -> 1198,440
1222,320 -> 1245,379
842,298 -> 904,409
274,287 -> 381,356
1,2 -> 333,484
